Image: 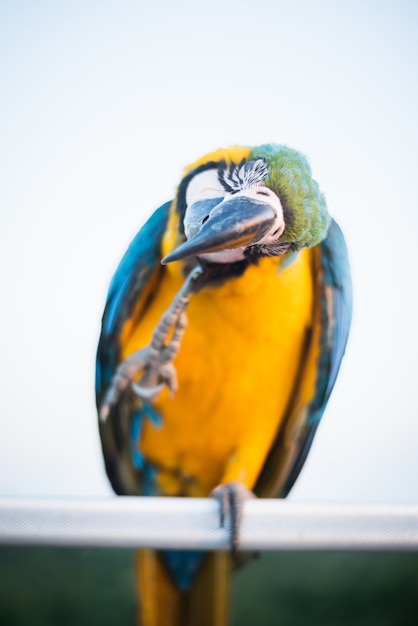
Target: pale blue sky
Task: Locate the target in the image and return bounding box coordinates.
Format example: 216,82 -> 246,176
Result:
1,1 -> 417,502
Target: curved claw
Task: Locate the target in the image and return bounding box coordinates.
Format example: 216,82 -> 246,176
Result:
99,403 -> 111,423
99,350 -> 149,422
99,371 -> 137,422
131,381 -> 167,400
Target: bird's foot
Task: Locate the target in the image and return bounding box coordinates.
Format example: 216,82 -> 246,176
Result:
211,481 -> 255,554
100,265 -> 203,421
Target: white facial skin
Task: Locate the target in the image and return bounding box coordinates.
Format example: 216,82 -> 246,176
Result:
184,169 -> 285,263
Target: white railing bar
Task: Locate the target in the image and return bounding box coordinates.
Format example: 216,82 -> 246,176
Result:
0,497 -> 417,551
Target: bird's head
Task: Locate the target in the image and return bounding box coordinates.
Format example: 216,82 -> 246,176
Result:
161,144 -> 330,265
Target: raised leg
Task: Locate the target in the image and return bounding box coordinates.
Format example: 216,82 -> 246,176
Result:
100,265 -> 203,422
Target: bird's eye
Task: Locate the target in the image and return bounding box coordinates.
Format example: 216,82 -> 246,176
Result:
254,187 -> 272,198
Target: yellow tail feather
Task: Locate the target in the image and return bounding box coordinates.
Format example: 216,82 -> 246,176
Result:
135,550 -> 232,626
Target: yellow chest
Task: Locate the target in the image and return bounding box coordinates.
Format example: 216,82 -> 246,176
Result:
122,251 -> 314,496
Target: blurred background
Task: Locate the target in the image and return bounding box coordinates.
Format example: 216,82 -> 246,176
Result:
1,1 -> 418,623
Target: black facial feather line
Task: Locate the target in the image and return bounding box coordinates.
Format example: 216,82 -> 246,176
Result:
218,159 -> 269,194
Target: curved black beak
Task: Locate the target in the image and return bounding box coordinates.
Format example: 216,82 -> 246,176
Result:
161,196 -> 276,264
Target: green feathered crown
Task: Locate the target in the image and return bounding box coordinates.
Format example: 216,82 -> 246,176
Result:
250,144 -> 330,249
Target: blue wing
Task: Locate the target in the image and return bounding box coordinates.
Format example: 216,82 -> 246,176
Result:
256,219 -> 353,497
96,202 -> 171,494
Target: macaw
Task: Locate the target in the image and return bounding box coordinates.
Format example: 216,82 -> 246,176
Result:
96,144 -> 352,626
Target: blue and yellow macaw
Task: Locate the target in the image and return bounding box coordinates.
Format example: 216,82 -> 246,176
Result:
96,144 -> 352,626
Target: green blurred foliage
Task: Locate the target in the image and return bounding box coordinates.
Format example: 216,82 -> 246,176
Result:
0,548 -> 417,625
232,551 -> 418,626
0,547 -> 135,626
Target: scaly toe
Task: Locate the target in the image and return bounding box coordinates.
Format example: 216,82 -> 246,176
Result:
211,481 -> 255,553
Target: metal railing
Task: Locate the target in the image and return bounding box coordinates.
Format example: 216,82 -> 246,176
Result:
1,498 -> 418,550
